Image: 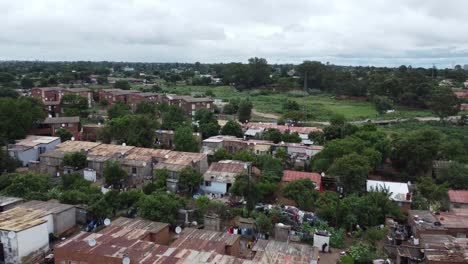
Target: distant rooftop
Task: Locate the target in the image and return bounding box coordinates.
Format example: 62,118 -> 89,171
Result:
448,190 -> 468,204
204,160 -> 248,183
0,196 -> 23,207
8,135 -> 60,151
366,180 -> 411,202
42,116 -> 80,124
18,200 -> 75,215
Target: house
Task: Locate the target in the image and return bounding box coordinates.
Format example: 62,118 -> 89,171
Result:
162,94 -> 214,117
201,135 -> 274,155
30,116 -> 81,139
0,197 -> 23,212
0,207 -> 50,264
449,190 -> 468,209
244,127 -> 265,139
419,234 -> 468,264
251,239 -> 319,264
31,87 -> 93,116
16,200 -> 76,236
367,180 -> 412,213
201,160 -> 250,194
86,143 -> 135,178
61,87 -> 93,107
154,151 -> 208,192
54,217 -> 171,264
81,123 -> 104,142
36,141 -> 101,176
282,170 -> 322,191
54,217 -> 241,264
408,209 -> 468,238
242,122 -> 323,139
97,89 -> 139,107
120,147 -> 171,186
7,135 -> 61,166
128,92 -> 160,112
285,143 -> 324,168
454,91 -> 468,99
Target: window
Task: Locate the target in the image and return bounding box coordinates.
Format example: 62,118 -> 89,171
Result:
132,167 -> 137,174
39,146 -> 46,154
191,104 -> 195,110
205,181 -> 211,186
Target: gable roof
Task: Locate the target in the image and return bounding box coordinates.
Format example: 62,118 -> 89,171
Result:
448,190 -> 468,204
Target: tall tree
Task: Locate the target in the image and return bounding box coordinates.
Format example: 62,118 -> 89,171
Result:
173,126 -> 199,152
107,101 -> 131,119
221,120 -> 243,137
138,191 -> 186,224
328,153 -> 371,194
248,57 -> 270,87
161,105 -> 188,130
103,161 -> 128,188
282,179 -> 319,211
237,99 -> 253,123
427,86 -> 460,120
178,167 -> 203,195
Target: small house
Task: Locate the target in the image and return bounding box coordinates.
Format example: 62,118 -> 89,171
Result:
201,160 -> 249,194
282,170 -> 322,192
0,197 -> 23,212
8,135 -> 61,166
448,190 -> 468,209
367,180 -> 412,212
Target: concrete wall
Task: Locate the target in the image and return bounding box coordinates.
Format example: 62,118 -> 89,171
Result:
53,207 -> 76,236
201,181 -> 228,194
41,214 -> 54,235
0,230 -> 19,264
10,148 -> 36,166
313,232 -> 330,252
17,223 -> 49,263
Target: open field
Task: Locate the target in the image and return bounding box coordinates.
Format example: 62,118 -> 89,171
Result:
161,85 -> 438,121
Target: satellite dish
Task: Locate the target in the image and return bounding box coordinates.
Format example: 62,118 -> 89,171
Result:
88,239 -> 96,247
175,226 -> 182,234
122,143 -> 126,146
142,162 -> 147,167
191,221 -> 198,226
122,256 -> 130,264
71,137 -> 75,141
7,231 -> 16,239
104,218 -> 111,226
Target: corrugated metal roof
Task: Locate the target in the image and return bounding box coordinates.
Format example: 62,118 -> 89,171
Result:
282,170 -> 321,186
18,200 -> 75,215
43,116 -> 80,124
0,207 -> 49,232
0,196 -> 23,207
448,190 -> 468,204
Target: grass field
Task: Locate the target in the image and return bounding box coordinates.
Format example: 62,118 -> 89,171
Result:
380,120 -> 468,136
159,85 -> 438,121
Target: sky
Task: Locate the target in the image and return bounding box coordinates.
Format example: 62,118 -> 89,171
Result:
2,0 -> 468,67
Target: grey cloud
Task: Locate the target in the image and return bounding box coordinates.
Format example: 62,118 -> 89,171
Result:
0,0 -> 467,67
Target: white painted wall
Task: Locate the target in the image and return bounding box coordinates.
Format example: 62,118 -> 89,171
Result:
41,213 -> 54,234
84,169 -> 97,182
313,233 -> 330,252
0,230 -> 19,264
201,181 -> 228,194
17,223 -> 49,262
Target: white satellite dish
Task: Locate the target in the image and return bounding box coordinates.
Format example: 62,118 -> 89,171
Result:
175,226 -> 182,234
104,218 -> 111,226
122,256 -> 131,264
142,162 -> 147,167
7,231 -> 16,239
71,137 -> 75,141
88,239 -> 97,247
122,143 -> 126,146
191,221 -> 198,226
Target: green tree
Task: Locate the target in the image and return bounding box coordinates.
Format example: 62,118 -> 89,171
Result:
161,105 -> 188,130
60,94 -> 88,116
1,172 -> 51,200
107,101 -> 131,119
427,86 -> 460,120
0,72 -> 15,84
282,179 -> 319,211
0,97 -> 46,141
135,101 -> 157,116
283,100 -> 300,111
61,172 -> 90,190
232,150 -> 255,162
0,150 -> 22,173
113,80 -> 131,90
103,161 -> 128,188
173,126 -> 199,152
230,173 -> 261,210
212,148 -> 232,162
138,191 -> 186,224
221,120 -> 243,137
373,96 -> 394,114
237,99 -> 253,123
282,131 -> 301,143
55,128 -> 73,142
195,108 -> 220,139
436,162 -> 468,189
20,78 -> 34,89
416,177 -> 449,205
248,57 -> 270,87
263,128 -> 282,143
308,131 -> 325,145
328,153 -> 370,194
97,76 -> 108,84
100,115 -> 159,147
62,152 -> 87,169
391,129 -> 442,175
179,167 -> 203,195
255,213 -> 273,234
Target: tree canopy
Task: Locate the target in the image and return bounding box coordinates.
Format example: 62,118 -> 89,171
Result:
173,126 -> 200,152
221,120 -> 243,137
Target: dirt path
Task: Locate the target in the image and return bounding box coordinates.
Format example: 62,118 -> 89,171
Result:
251,109 -> 280,120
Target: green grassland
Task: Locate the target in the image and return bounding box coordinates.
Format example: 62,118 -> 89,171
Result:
160,85 -> 435,121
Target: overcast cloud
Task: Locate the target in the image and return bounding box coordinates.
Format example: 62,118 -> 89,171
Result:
2,0 -> 468,67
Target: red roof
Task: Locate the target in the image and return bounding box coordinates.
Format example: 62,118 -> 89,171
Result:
454,91 -> 468,98
282,170 -> 322,191
448,190 -> 468,204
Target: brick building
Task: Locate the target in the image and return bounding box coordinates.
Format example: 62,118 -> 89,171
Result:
30,117 -> 81,139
